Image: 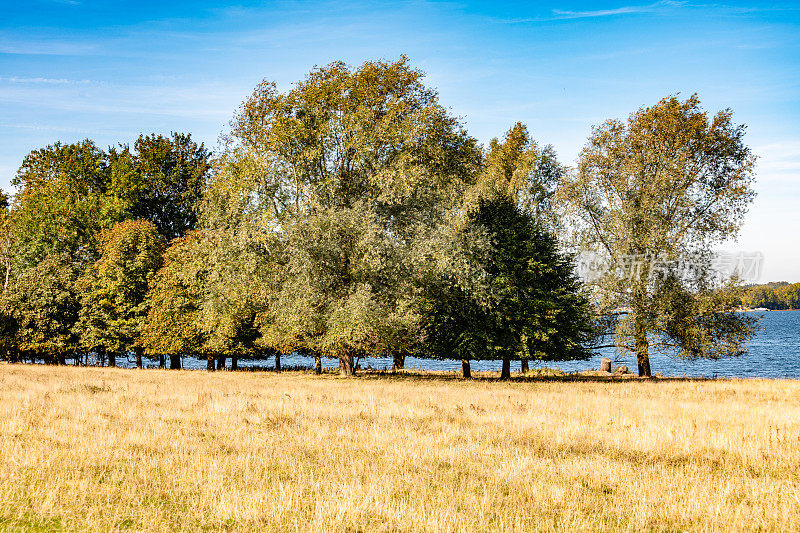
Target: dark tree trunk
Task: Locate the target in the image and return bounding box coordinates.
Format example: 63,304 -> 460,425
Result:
339,352 -> 355,376
216,354 -> 226,370
632,282 -> 652,378
108,352 -> 116,367
231,355 -> 238,371
314,355 -> 322,375
169,354 -> 181,370
500,357 -> 511,380
392,354 -> 405,371
462,359 -> 471,379
56,352 -> 66,366
635,315 -> 651,377
207,354 -> 215,371
134,347 -> 143,369
521,359 -> 529,373
275,353 -> 281,372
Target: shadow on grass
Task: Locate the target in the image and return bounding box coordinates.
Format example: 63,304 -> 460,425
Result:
243,365 -> 727,384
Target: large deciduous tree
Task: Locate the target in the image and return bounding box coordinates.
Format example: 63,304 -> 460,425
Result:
141,231 -> 210,369
203,56 -> 481,374
560,94 -> 758,377
11,140 -> 118,269
7,141 -> 119,363
77,220 -> 165,368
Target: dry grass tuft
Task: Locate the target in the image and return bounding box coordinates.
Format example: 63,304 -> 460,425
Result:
0,363 -> 799,531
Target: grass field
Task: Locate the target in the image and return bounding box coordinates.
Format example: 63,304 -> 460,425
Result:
0,364 -> 799,532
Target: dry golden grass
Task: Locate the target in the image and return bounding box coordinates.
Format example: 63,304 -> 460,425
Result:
0,363 -> 799,532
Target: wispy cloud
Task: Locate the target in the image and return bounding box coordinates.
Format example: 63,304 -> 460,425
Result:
0,122 -> 126,136
552,1 -> 686,19
0,40 -> 97,56
0,77 -> 96,85
494,1 -> 686,23
753,141 -> 800,180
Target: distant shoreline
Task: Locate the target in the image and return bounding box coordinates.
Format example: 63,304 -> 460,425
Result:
739,307 -> 800,312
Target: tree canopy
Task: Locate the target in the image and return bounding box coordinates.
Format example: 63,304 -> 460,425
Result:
422,196 -> 595,379
560,94 -> 758,376
77,220 -> 165,367
203,56 -> 482,374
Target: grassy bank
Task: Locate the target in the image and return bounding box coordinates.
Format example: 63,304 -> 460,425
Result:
0,364 -> 798,531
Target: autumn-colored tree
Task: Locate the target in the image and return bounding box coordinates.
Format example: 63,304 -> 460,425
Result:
560,94 -> 758,376
474,122 -> 565,226
141,231 -> 209,369
5,142 -> 120,363
77,220 -> 165,368
8,135 -> 210,364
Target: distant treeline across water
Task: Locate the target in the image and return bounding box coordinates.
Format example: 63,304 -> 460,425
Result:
737,282 -> 800,310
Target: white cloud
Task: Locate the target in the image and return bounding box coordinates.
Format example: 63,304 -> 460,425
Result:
552,1 -> 686,19
753,141 -> 800,180
0,77 -> 96,85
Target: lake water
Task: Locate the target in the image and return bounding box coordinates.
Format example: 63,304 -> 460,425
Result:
131,311 -> 800,378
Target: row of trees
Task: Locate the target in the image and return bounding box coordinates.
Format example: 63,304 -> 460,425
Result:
0,57 -> 759,377
736,282 -> 800,310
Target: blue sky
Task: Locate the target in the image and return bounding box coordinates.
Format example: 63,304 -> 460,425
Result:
1,0 -> 799,280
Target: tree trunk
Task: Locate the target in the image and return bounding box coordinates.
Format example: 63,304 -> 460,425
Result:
207,354 -> 215,371
56,352 -> 66,366
314,355 -> 322,375
462,359 -> 471,379
169,354 -> 181,370
521,359 -> 529,373
134,347 -> 143,369
216,354 -> 226,370
632,278 -> 653,378
159,354 -> 165,369
634,314 -> 652,377
275,353 -> 281,372
231,355 -> 238,371
108,352 -> 116,368
392,354 -> 405,371
339,352 -> 355,376
500,357 -> 511,380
